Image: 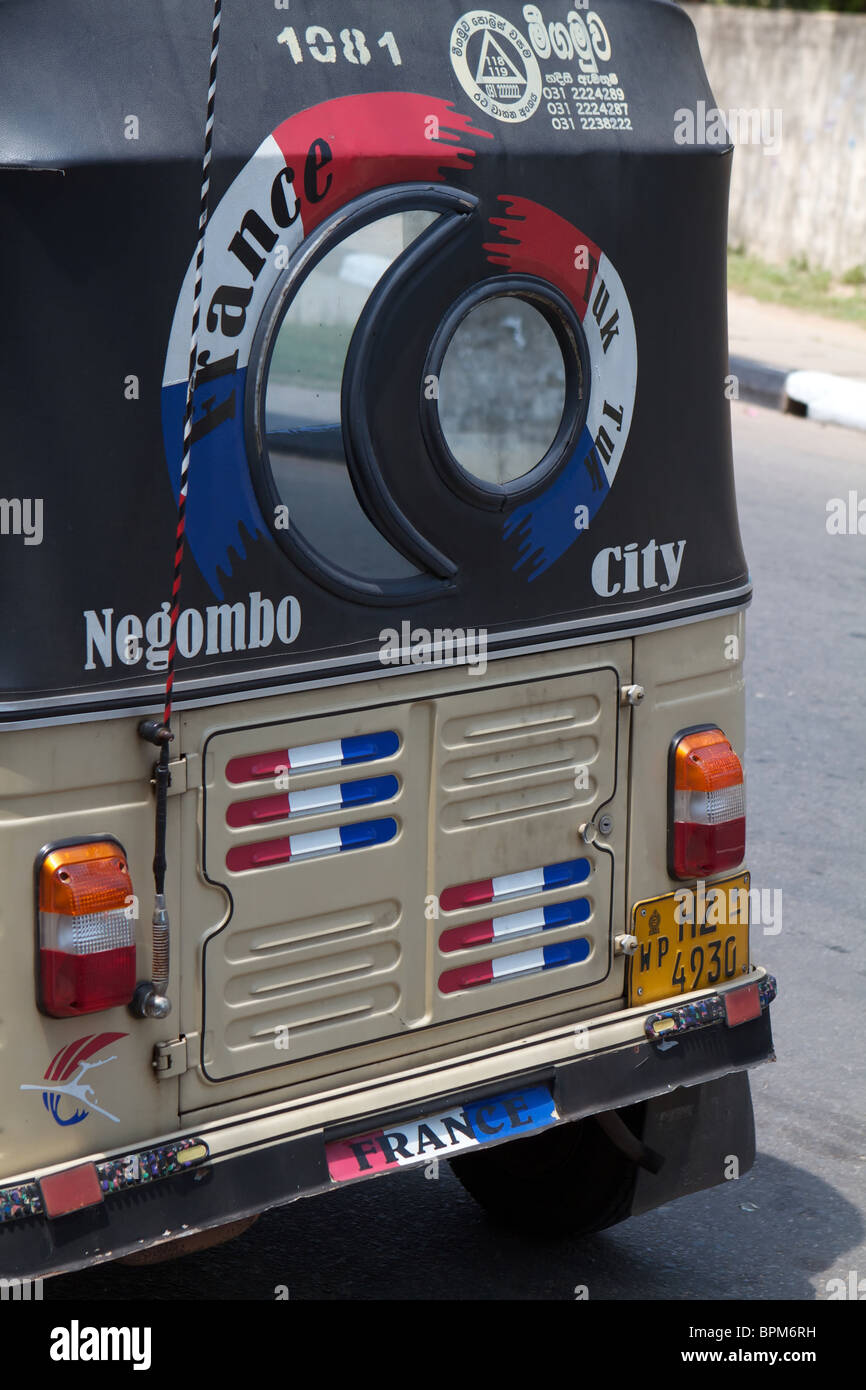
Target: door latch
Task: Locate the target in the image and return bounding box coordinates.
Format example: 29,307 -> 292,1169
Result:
620,684 -> 645,707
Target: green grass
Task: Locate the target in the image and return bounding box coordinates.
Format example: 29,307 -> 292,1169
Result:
728,248 -> 866,328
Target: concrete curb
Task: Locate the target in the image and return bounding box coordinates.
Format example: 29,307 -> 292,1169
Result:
730,355 -> 866,432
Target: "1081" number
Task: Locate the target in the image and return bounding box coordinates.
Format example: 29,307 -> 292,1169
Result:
277,25 -> 402,67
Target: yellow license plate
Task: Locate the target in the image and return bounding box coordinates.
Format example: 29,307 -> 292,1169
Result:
629,873 -> 750,1007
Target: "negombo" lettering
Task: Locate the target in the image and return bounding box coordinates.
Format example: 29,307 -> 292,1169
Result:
83,591 -> 301,671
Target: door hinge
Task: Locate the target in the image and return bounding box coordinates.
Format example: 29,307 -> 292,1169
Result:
163,753 -> 201,796
152,1035 -> 190,1079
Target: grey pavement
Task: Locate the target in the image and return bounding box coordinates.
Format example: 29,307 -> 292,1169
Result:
729,291 -> 866,429
729,293 -> 866,384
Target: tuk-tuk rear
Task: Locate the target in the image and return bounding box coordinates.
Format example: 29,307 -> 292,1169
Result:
0,0 -> 774,1277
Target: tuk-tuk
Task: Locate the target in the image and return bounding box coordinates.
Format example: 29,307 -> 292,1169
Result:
0,0 -> 775,1278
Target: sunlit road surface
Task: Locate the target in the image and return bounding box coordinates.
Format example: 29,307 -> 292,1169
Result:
52,403 -> 866,1301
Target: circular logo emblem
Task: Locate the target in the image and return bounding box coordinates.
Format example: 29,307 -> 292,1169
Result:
451,11 -> 542,123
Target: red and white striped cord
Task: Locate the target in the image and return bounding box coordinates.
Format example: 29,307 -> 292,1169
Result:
139,1 -> 223,1010
163,0 -> 222,733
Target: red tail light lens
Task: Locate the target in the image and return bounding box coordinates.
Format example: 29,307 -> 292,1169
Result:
37,840 -> 136,1017
669,728 -> 745,880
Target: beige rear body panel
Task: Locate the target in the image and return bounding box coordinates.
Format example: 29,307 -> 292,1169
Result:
0,725 -> 182,1174
0,612 -> 748,1180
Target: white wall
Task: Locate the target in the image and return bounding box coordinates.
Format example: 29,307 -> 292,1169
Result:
683,4 -> 866,272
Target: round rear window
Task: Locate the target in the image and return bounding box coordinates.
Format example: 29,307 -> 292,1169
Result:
435,296 -> 568,486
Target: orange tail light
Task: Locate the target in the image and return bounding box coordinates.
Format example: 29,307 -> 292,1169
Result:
669,728 -> 745,880
37,839 -> 136,1017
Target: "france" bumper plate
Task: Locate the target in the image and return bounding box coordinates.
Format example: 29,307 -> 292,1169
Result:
326,1084 -> 558,1183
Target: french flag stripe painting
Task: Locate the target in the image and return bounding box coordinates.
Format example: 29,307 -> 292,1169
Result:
439,938 -> 590,995
439,898 -> 590,953
226,775 -> 398,828
226,732 -> 399,785
226,817 -> 397,872
439,858 -> 590,912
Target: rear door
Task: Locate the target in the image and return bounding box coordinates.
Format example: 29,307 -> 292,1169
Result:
177,642 -> 630,1113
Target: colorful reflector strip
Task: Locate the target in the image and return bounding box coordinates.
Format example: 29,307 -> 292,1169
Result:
226,731 -> 399,785
644,974 -> 776,1040
439,858 -> 590,912
227,774 -> 398,828
440,897 -> 591,953
327,1083 -> 558,1183
0,1137 -> 210,1227
97,1138 -> 210,1193
226,817 -> 397,872
0,1181 -> 43,1225
439,937 -> 590,995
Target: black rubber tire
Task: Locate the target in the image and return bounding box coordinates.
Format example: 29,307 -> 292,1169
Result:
449,1110 -> 641,1238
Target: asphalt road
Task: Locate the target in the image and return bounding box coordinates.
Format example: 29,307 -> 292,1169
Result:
51,402 -> 866,1302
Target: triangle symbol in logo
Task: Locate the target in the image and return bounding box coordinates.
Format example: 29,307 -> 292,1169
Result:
474,31 -> 526,94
